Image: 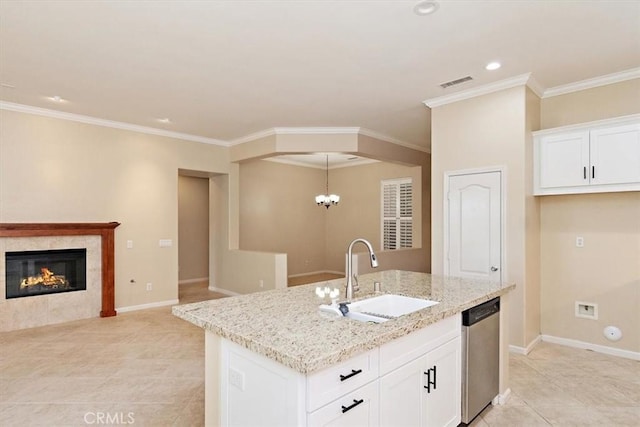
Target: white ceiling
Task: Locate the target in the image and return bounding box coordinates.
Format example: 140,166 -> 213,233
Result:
1,0 -> 639,154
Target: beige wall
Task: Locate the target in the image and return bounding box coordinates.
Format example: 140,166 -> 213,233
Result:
431,85 -> 540,348
541,79 -> 640,128
539,79 -> 640,353
239,160 -> 327,276
178,175 -> 209,282
524,88 -> 542,346
540,193 -> 640,352
326,162 -> 425,273
210,169 -> 288,294
239,159 -> 429,276
0,109 -> 230,308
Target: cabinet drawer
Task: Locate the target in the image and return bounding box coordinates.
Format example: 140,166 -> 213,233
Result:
379,314 -> 460,375
307,380 -> 379,427
306,348 -> 379,412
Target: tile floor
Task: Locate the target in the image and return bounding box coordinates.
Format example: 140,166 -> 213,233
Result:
0,282 -> 638,426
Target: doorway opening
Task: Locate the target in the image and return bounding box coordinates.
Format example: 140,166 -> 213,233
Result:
178,171 -> 225,304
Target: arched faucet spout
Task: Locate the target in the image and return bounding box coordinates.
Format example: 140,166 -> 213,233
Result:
345,238 -> 378,301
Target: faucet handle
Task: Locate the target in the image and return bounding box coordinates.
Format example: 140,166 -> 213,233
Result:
352,274 -> 360,292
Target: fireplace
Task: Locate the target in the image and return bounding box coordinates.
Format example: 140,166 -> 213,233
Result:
5,248 -> 87,299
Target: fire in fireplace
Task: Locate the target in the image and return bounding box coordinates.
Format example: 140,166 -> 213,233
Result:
5,248 -> 87,299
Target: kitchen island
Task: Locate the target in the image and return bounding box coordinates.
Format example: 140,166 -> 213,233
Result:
173,270 -> 515,426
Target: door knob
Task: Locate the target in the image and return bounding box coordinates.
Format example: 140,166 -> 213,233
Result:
490,266 -> 499,272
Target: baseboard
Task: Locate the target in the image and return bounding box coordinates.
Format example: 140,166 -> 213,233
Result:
541,334 -> 640,361
117,299 -> 180,313
509,335 -> 542,355
492,388 -> 511,406
208,286 -> 241,297
178,277 -> 208,285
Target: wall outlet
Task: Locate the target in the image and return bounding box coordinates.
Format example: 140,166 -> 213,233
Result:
259,279 -> 264,288
575,236 -> 584,247
126,240 -> 133,249
159,239 -> 172,247
229,367 -> 245,391
146,282 -> 153,291
575,301 -> 597,319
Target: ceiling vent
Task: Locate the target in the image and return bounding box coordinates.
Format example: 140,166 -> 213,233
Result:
439,76 -> 473,89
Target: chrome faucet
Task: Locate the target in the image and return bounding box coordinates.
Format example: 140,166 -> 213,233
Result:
345,238 -> 379,301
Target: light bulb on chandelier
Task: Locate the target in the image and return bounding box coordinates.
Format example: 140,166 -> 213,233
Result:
315,155 -> 340,209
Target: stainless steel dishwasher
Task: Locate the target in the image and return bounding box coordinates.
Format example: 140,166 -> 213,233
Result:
461,297 -> 500,425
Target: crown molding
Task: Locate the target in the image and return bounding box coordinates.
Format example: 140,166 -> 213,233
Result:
357,128 -> 430,153
274,126 -> 361,135
422,68 -> 640,107
228,128 -> 277,145
525,74 -> 545,98
230,126 -> 429,153
265,156 -> 378,169
0,101 -> 229,146
423,73 -> 535,108
227,127 -> 361,145
542,67 -> 640,98
532,113 -> 640,136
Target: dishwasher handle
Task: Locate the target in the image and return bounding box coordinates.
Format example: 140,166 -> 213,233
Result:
462,297 -> 500,326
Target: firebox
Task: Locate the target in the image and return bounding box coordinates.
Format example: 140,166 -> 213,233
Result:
5,248 -> 87,299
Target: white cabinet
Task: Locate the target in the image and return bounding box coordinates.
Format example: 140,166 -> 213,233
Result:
590,124 -> 640,185
537,130 -> 590,189
215,314 -> 462,427
307,380 -> 379,427
534,115 -> 640,195
380,337 -> 461,427
306,348 -> 379,412
423,337 -> 461,427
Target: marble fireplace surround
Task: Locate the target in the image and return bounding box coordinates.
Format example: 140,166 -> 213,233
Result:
0,223 -> 119,331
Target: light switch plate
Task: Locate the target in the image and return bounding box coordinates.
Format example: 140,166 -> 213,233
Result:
159,239 -> 172,247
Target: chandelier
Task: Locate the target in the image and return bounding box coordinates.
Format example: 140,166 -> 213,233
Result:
315,155 -> 340,208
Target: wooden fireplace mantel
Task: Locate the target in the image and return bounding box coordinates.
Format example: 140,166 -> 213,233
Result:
0,222 -> 121,317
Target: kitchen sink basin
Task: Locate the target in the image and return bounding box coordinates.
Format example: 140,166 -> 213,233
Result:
346,294 -> 439,323
318,293 -> 439,323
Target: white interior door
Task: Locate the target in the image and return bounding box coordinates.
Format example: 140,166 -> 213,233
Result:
446,171 -> 502,283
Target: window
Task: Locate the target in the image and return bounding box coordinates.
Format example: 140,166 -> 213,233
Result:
381,178 -> 413,250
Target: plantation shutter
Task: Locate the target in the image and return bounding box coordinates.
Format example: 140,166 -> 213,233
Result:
382,178 -> 413,250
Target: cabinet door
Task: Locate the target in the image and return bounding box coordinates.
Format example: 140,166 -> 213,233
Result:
307,380 -> 379,427
539,131 -> 590,189
423,337 -> 461,427
379,355 -> 425,427
590,124 -> 640,185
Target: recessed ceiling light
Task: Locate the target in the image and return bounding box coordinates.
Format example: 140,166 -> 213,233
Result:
1,83 -> 15,89
414,1 -> 439,16
485,61 -> 501,71
48,95 -> 66,103
156,118 -> 171,124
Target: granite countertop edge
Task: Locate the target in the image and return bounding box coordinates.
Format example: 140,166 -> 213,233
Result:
172,270 -> 515,374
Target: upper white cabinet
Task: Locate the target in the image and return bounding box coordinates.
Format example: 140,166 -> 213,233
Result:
534,115 -> 640,195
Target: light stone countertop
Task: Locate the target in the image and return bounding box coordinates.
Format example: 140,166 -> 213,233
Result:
172,270 -> 515,374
